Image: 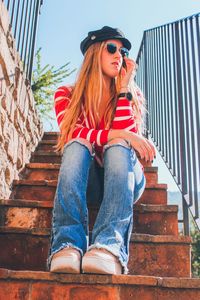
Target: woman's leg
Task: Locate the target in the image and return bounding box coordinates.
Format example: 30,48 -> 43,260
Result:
83,139 -> 146,274
47,139 -> 93,269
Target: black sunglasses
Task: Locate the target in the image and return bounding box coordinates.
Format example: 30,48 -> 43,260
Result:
106,43 -> 129,58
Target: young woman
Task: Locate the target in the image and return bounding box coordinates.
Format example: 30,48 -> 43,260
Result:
48,26 -> 156,275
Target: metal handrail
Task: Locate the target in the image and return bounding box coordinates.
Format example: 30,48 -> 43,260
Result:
1,0 -> 43,82
136,13 -> 200,235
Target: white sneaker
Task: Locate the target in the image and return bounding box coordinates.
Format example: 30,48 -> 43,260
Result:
50,247 -> 81,273
82,248 -> 122,275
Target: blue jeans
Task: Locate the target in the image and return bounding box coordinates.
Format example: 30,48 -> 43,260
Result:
47,139 -> 146,274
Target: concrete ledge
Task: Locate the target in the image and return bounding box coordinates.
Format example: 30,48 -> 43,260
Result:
0,199 -> 177,211
12,179 -> 167,189
0,268 -> 199,288
25,162 -> 158,173
131,233 -> 191,243
0,226 -> 192,243
26,163 -> 61,169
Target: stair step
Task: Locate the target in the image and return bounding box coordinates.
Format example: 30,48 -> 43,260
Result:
0,199 -> 178,235
20,162 -> 158,184
19,163 -> 60,181
30,151 -> 61,163
0,268 -> 200,300
42,132 -> 60,140
0,227 -> 191,277
134,204 -> 178,235
10,180 -> 168,205
38,140 -> 57,145
30,150 -> 152,167
36,139 -> 58,151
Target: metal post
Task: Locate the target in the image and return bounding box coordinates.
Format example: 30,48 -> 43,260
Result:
143,31 -> 149,139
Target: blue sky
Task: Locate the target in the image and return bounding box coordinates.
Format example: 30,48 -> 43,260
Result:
36,0 -> 200,84
35,0 -> 199,191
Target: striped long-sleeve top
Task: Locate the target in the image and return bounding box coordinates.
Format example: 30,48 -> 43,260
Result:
54,85 -> 142,166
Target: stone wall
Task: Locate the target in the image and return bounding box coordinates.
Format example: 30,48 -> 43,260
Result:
0,1 -> 44,199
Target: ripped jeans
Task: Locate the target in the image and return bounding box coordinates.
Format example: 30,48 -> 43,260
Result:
47,139 -> 146,274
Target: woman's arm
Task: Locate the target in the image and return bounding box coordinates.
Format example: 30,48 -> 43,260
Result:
109,57 -> 156,162
54,86 -> 110,147
108,129 -> 156,163
111,96 -> 138,132
55,86 -> 155,161
71,127 -> 109,147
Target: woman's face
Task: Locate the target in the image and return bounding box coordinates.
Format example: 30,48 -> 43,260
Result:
101,39 -> 123,79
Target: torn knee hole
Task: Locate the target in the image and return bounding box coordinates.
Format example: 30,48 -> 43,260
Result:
107,138 -> 129,147
73,138 -> 93,154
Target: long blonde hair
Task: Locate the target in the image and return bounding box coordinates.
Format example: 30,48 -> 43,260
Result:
56,41 -> 145,153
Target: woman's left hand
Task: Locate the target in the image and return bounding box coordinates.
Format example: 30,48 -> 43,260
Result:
121,57 -> 137,88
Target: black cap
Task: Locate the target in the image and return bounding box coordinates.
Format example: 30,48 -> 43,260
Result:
80,26 -> 132,55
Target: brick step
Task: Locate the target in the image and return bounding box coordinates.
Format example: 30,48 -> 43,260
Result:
132,204 -> 178,234
42,132 -> 60,140
0,227 -> 191,277
30,150 -> 152,168
19,162 -> 158,185
0,269 -> 200,300
10,180 -> 168,205
0,199 -> 179,235
36,140 -> 58,151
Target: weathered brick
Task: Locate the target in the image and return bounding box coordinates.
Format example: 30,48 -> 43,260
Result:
31,283 -> 119,300
157,288 -> 200,300
0,228 -> 191,277
0,281 -> 29,300
120,286 -> 157,300
128,237 -> 191,277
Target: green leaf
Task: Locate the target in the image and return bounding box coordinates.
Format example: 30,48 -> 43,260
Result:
31,47 -> 76,118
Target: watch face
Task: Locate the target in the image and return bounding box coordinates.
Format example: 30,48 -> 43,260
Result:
127,92 -> 132,101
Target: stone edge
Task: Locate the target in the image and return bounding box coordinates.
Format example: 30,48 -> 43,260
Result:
0,268 -> 199,289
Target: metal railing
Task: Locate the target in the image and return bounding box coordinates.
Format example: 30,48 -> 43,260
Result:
136,13 -> 200,235
2,0 -> 43,82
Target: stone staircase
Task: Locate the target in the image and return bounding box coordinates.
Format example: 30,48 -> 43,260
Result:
0,132 -> 200,299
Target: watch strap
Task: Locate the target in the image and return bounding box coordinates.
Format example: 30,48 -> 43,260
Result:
118,92 -> 133,101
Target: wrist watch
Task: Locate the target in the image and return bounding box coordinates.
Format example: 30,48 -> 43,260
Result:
118,92 -> 133,101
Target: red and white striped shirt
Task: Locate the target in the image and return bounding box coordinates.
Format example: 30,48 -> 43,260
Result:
54,85 -> 141,166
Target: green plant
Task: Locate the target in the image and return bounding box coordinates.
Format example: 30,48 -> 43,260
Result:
31,47 -> 76,126
191,221 -> 200,278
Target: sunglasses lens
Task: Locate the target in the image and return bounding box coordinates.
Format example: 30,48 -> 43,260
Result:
120,47 -> 129,57
106,43 -> 117,54
106,44 -> 129,57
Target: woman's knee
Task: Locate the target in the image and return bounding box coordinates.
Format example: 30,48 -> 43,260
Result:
64,138 -> 93,155
103,138 -> 131,173
58,138 -> 93,185
106,138 -> 130,148
60,138 -> 93,174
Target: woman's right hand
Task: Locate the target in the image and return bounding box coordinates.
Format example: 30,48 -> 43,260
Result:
127,132 -> 156,162
120,57 -> 137,90
108,129 -> 156,162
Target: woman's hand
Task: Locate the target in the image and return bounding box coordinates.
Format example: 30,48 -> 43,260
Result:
121,57 -> 137,89
108,129 -> 156,162
127,132 -> 156,162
